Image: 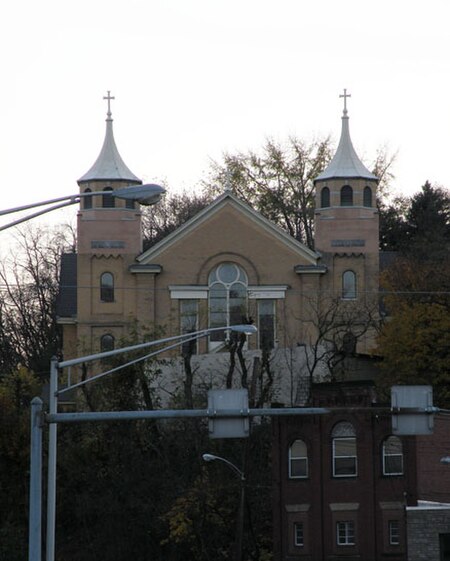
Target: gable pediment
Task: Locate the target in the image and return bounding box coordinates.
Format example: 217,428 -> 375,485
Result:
137,191 -> 320,267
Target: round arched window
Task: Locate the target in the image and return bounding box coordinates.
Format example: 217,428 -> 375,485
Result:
340,185 -> 353,206
209,263 -> 248,342
321,186 -> 330,208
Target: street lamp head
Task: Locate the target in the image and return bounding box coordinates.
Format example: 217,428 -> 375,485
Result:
441,456 -> 450,465
202,453 -> 217,463
112,183 -> 166,206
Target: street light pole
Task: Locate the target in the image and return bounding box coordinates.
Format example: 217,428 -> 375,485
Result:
44,324 -> 257,561
203,453 -> 246,561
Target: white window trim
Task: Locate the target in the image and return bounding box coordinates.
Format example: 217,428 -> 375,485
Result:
294,522 -> 304,547
382,437 -> 404,476
389,520 -> 400,545
289,440 -> 308,479
169,286 -> 208,299
248,285 -> 288,299
336,521 -> 355,546
333,437 -> 357,478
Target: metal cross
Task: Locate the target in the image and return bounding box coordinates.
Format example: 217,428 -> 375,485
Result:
103,90 -> 115,118
340,88 -> 351,115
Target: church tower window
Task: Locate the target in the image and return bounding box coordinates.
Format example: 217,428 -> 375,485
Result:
340,185 -> 353,206
209,263 -> 248,343
100,333 -> 115,352
342,271 -> 357,300
321,187 -> 330,208
102,187 -> 115,208
363,186 -> 372,207
83,188 -> 93,209
100,272 -> 114,302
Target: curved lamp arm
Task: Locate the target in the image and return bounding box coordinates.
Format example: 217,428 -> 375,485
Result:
0,183 -> 165,232
202,453 -> 245,481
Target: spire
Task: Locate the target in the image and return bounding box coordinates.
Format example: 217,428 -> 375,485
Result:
315,89 -> 378,182
78,91 -> 142,184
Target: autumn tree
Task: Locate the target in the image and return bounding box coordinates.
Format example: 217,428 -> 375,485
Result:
377,183 -> 450,404
203,136 -> 333,249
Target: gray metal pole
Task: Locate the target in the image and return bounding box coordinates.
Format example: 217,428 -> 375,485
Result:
28,397 -> 43,561
46,359 -> 58,561
235,474 -> 245,561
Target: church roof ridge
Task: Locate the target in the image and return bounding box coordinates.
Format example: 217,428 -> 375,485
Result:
78,91 -> 141,184
315,90 -> 378,183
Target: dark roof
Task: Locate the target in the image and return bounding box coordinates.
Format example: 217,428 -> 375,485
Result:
56,253 -> 77,318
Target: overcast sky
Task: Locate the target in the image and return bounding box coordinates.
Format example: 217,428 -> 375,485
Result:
1,0 -> 449,230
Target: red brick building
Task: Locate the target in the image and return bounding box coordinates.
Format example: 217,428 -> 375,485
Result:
272,382 -> 450,561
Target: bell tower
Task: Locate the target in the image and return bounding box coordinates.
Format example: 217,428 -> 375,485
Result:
314,90 -> 379,314
77,91 -> 143,256
75,92 -> 144,354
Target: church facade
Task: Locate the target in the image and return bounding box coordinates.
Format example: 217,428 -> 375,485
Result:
57,92 -> 380,404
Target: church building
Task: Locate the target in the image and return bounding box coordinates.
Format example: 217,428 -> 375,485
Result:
57,90 -> 380,404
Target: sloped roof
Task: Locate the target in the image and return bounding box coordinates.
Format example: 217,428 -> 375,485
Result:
315,107 -> 378,182
78,111 -> 141,184
137,190 -> 320,265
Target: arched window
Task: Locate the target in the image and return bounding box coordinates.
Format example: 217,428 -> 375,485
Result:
83,188 -> 93,209
340,185 -> 353,206
382,436 -> 403,475
342,332 -> 357,355
289,439 -> 308,478
321,187 -> 330,208
209,263 -> 248,343
342,271 -> 357,300
100,272 -> 114,302
332,421 -> 357,477
100,333 -> 115,353
363,186 -> 373,207
102,187 -> 115,208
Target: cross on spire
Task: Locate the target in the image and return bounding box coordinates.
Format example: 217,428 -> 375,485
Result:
103,90 -> 115,119
340,88 -> 351,116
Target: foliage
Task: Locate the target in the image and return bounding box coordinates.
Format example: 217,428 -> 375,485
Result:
141,190 -> 212,250
203,136 -> 333,249
0,224 -> 74,381
377,183 -> 450,404
379,182 -> 449,253
0,368 -> 41,561
377,301 -> 450,406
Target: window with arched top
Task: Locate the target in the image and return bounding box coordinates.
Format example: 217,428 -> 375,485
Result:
83,188 -> 93,209
321,187 -> 330,208
289,439 -> 308,478
340,185 -> 353,206
100,272 -> 114,302
102,187 -> 115,208
100,333 -> 115,353
125,198 -> 135,210
363,186 -> 373,207
342,271 -> 357,300
342,332 -> 357,355
332,421 -> 357,477
382,436 -> 404,475
209,263 -> 248,343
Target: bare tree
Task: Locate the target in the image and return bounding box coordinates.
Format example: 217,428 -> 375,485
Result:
0,224 -> 74,380
297,292 -> 380,403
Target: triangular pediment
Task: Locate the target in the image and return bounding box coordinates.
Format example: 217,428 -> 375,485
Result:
137,191 -> 320,265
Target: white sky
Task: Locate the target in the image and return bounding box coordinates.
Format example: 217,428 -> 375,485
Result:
1,0 -> 450,230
